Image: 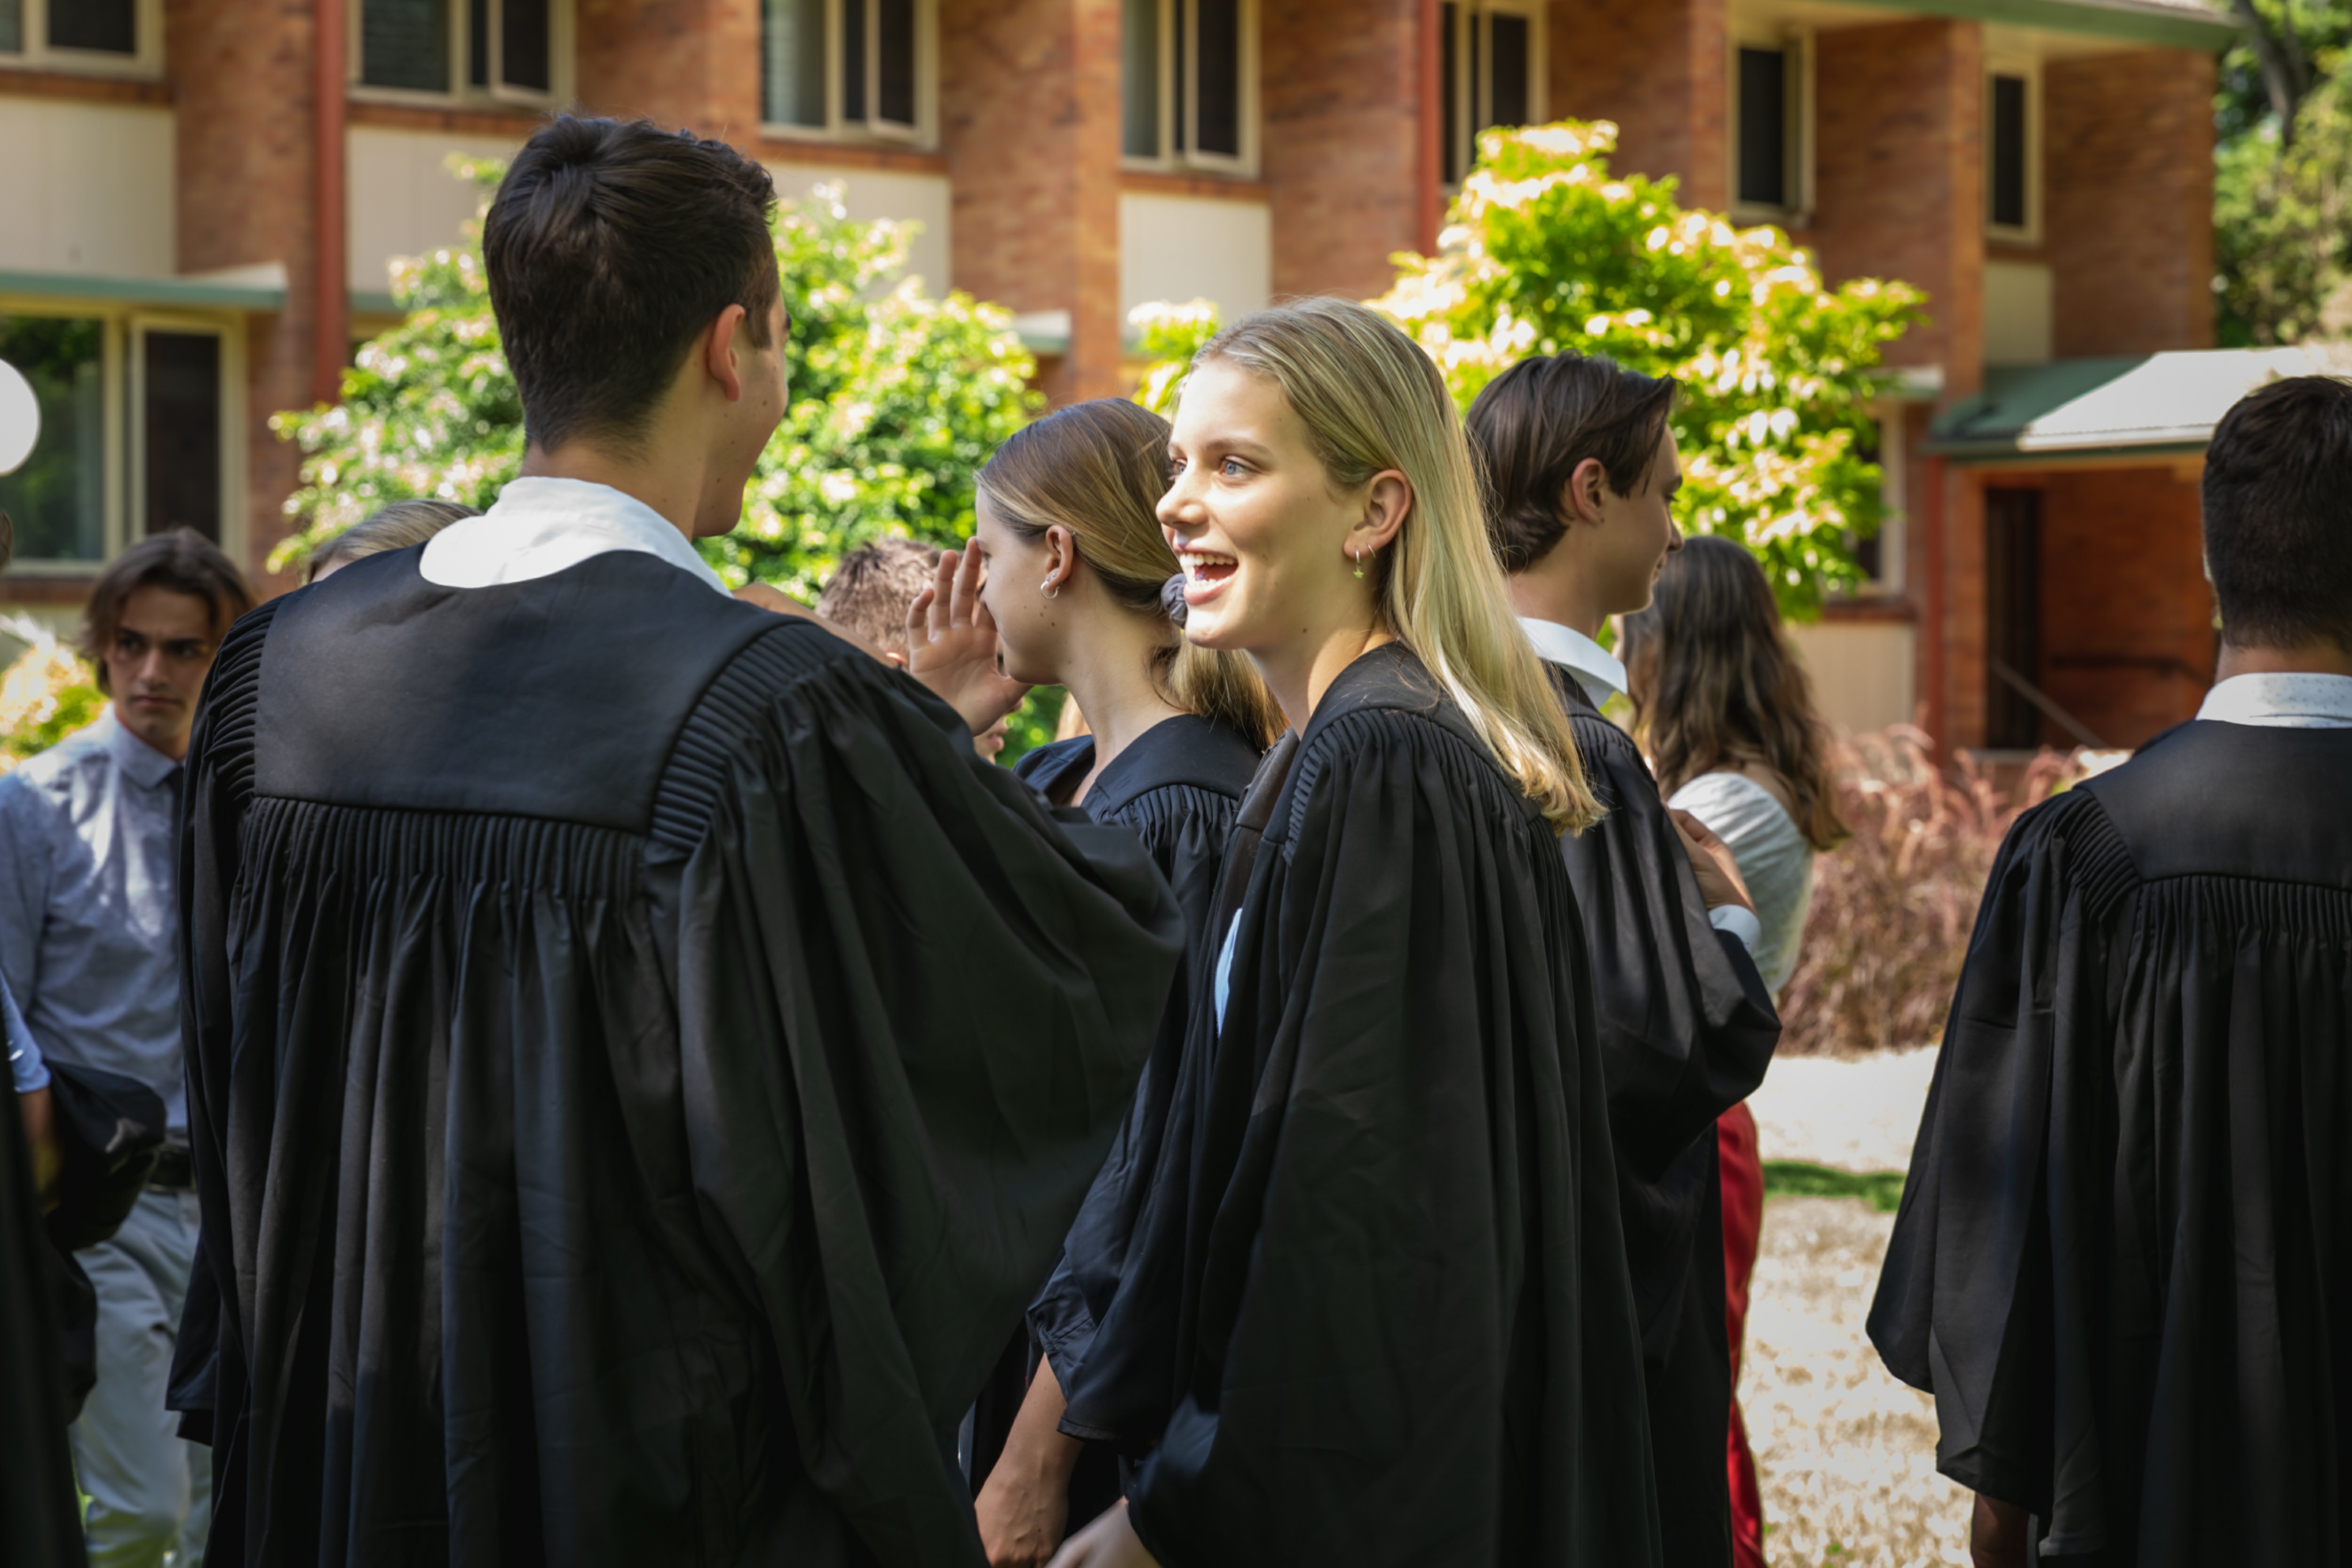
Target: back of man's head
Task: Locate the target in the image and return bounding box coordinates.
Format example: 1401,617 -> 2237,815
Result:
1465,351 -> 1677,573
816,538 -> 940,663
2203,375 -> 2352,653
485,116 -> 780,456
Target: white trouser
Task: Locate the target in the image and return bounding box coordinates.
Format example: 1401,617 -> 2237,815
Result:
72,1188 -> 211,1568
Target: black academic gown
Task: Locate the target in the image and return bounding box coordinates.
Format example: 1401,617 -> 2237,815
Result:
0,1077 -> 87,1568
168,548 -> 1185,1568
1097,644 -> 1660,1568
1871,718 -> 2352,1568
964,717 -> 1260,1526
1550,674 -> 1780,1568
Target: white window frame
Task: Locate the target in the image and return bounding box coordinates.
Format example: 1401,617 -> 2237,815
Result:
347,0 -> 574,110
1440,0 -> 1547,188
1119,0 -> 1258,178
127,313 -> 246,562
0,0 -> 166,79
1984,55 -> 2042,245
1728,24 -> 1812,226
0,300 -> 246,574
758,0 -> 939,150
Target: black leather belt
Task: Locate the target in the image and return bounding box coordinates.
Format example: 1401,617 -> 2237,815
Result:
148,1144 -> 194,1191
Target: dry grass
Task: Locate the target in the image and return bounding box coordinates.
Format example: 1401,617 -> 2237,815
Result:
1778,729 -> 2087,1056
1745,1195 -> 1972,1568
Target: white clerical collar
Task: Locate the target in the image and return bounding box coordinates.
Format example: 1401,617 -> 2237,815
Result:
1518,616 -> 1627,706
419,476 -> 732,597
2195,671 -> 2352,729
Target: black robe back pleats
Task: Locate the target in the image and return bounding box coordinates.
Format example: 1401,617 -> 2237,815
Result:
170,549 -> 1184,1568
1873,719 -> 2352,1566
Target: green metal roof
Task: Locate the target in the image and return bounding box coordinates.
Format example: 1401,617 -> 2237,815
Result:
0,267 -> 287,312
1927,347 -> 2352,459
1820,0 -> 2237,48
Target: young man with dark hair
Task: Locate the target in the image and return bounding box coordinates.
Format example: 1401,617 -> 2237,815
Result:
1466,352 -> 1781,1568
1872,374 -> 2352,1568
168,116 -> 1181,1568
0,526 -> 252,1567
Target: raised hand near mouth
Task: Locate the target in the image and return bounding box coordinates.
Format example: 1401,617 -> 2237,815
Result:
907,542 -> 1033,737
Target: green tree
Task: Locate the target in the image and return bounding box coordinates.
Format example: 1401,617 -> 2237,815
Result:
1372,121 -> 1921,614
2212,0 -> 2352,348
273,163 -> 1040,598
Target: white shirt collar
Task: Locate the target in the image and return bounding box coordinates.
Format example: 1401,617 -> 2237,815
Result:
418,477 -> 732,597
1518,616 -> 1627,706
2195,671 -> 2352,729
98,706 -> 181,789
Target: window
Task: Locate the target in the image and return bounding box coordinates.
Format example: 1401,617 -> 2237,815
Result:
1984,486 -> 2043,749
1440,0 -> 1542,184
1985,64 -> 2038,239
1122,0 -> 1252,169
1733,37 -> 1807,216
0,310 -> 237,570
355,0 -> 559,101
763,0 -> 929,140
0,0 -> 160,73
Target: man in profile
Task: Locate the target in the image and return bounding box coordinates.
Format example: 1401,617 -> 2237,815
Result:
171,116 -> 1181,1567
1872,374 -> 2352,1568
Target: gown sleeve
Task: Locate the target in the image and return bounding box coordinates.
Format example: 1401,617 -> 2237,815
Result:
1126,710 -> 1659,1568
1867,788 -> 2134,1524
659,633 -> 1185,1564
1559,715 -> 1780,1181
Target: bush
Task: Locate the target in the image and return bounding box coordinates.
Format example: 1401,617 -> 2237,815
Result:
0,614 -> 103,773
1777,728 -> 2086,1055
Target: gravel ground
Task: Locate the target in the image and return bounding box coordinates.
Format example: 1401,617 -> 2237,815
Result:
1739,1045 -> 1976,1567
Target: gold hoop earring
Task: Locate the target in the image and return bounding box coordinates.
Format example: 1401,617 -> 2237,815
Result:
1041,577 -> 1060,599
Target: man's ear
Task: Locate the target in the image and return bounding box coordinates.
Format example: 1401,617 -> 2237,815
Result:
1558,457 -> 1613,527
704,304 -> 749,403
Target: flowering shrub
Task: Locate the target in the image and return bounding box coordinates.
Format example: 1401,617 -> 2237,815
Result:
1372,120 -> 1922,615
273,161 -> 1039,598
1777,728 -> 2087,1055
0,613 -> 103,774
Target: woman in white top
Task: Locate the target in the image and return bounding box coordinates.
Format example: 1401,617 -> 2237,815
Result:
1621,534 -> 1847,1568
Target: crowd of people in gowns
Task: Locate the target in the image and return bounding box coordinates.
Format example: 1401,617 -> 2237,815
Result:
2,111 -> 2348,1568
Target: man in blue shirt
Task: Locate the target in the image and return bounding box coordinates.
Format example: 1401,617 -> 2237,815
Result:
0,529 -> 251,1568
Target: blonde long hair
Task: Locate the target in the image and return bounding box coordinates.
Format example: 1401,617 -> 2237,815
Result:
1195,299 -> 1599,833
980,399 -> 1283,748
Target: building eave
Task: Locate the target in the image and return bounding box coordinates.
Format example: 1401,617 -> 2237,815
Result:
1924,346 -> 2352,459
0,266 -> 289,313
1815,0 -> 2238,50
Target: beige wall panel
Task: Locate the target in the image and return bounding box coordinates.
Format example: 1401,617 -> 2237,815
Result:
1787,619 -> 1918,735
0,99 -> 174,277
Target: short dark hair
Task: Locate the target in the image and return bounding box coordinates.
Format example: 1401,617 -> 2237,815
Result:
306,499 -> 481,582
1464,352 -> 1677,573
815,538 -> 940,660
79,530 -> 254,692
485,116 -> 781,454
2202,374 -> 2352,652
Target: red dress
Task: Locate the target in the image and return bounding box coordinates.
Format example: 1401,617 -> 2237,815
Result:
1719,1101 -> 1767,1568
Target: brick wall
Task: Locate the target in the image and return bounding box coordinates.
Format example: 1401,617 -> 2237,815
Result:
575,0 -> 762,132
168,0 -> 319,593
1809,18 -> 1984,389
940,0 -> 1123,400
2044,48 -> 2215,357
1546,0 -> 1726,208
2036,464 -> 2212,747
1262,0 -> 1424,300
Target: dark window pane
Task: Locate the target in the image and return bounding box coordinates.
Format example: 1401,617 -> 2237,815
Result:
49,0 -> 135,53
1487,12 -> 1527,127
1170,0 -> 1185,152
1123,0 -> 1159,157
1737,46 -> 1786,207
363,0 -> 450,92
765,0 -> 828,126
0,316 -> 107,563
0,0 -> 26,54
876,0 -> 914,125
143,334 -> 222,544
503,0 -> 550,89
1990,74 -> 2028,228
469,0 -> 487,86
1193,0 -> 1239,155
1984,487 -> 2043,748
1441,2 -> 1459,181
842,0 -> 866,121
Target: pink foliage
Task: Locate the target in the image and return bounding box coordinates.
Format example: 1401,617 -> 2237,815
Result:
1777,728 -> 2085,1056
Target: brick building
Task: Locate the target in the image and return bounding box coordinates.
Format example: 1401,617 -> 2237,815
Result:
0,0 -> 2238,752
